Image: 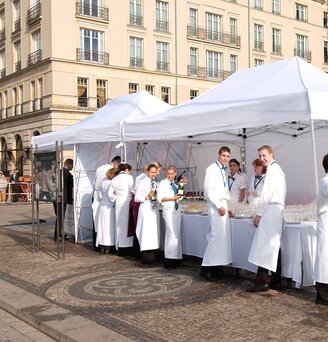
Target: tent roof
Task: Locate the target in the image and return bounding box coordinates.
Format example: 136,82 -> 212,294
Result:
32,91 -> 172,150
123,57 -> 328,142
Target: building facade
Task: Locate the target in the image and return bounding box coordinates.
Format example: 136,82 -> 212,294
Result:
0,0 -> 327,175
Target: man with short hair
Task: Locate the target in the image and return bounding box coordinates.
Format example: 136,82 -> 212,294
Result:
200,146 -> 232,281
247,145 -> 286,292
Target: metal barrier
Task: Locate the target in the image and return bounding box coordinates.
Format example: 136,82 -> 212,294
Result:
5,182 -> 32,202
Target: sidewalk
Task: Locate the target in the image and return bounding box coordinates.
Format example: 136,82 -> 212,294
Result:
0,203 -> 328,341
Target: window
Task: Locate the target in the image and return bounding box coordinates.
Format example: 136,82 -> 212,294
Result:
272,28 -> 281,54
28,30 -> 41,65
130,37 -> 143,68
97,79 -> 106,108
254,59 -> 264,67
13,40 -> 21,71
37,78 -> 43,110
206,13 -> 222,41
161,86 -> 170,103
80,28 -> 105,63
129,0 -> 142,26
254,24 -> 264,50
12,88 -> 18,115
324,12 -> 328,28
230,54 -> 237,73
30,80 -> 36,111
190,90 -> 199,100
230,18 -> 237,45
145,85 -> 155,95
156,42 -> 169,72
295,34 -> 309,59
18,85 -> 23,114
3,91 -> 7,118
272,0 -> 280,14
13,0 -> 21,32
129,83 -> 139,94
156,1 -> 168,32
0,50 -> 5,78
189,47 -> 198,76
0,10 -> 5,43
189,8 -> 198,36
77,77 -> 88,107
81,0 -> 100,17
324,41 -> 328,64
254,0 -> 263,10
206,51 -> 222,79
296,3 -> 307,22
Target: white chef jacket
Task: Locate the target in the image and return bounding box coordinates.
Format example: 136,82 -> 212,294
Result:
157,178 -> 182,260
248,174 -> 265,207
110,172 -> 134,248
313,174 -> 328,283
248,160 -> 286,271
228,172 -> 247,203
134,176 -> 160,251
202,162 -> 232,266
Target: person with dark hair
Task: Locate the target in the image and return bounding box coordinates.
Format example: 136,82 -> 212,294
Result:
92,156 -> 121,250
53,158 -> 74,241
313,153 -> 328,305
96,168 -> 120,254
228,158 -> 247,203
200,146 -> 232,281
246,158 -> 266,207
134,164 -> 160,264
10,169 -> 21,202
247,145 -> 286,292
110,163 -> 134,256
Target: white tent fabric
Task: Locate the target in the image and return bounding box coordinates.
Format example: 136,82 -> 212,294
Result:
32,91 -> 172,151
123,57 -> 328,141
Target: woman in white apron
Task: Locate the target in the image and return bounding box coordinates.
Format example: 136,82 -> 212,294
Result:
313,153 -> 328,305
96,168 -> 120,253
246,158 -> 266,207
110,163 -> 134,256
157,165 -> 183,270
134,164 -> 160,264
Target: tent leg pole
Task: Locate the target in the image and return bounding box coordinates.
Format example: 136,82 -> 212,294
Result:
310,119 -> 318,196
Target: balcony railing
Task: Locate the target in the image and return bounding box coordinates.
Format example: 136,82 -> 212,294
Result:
0,68 -> 5,78
12,18 -> 21,36
254,40 -> 264,51
76,2 -> 109,21
188,65 -> 231,81
78,97 -> 88,107
272,45 -> 281,55
156,61 -> 169,72
156,20 -> 169,32
31,98 -> 43,112
76,48 -> 109,65
0,28 -> 5,43
129,14 -> 143,27
187,26 -> 241,47
27,49 -> 42,66
130,57 -> 143,68
294,48 -> 311,62
15,60 -> 21,72
27,2 -> 41,26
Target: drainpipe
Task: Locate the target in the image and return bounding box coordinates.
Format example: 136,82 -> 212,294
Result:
248,0 -> 251,68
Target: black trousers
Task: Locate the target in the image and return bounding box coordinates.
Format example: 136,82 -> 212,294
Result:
53,202 -> 67,240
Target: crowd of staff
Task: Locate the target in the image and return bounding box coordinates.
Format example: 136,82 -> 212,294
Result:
90,148 -> 328,306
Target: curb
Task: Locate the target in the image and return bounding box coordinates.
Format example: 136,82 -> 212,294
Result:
0,279 -> 134,342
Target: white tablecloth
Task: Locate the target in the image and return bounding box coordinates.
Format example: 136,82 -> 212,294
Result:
180,214 -> 317,287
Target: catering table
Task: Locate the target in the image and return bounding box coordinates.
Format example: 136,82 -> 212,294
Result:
180,214 -> 317,287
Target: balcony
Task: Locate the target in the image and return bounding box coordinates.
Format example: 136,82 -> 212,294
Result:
156,20 -> 169,32
130,57 -> 143,69
129,14 -> 143,27
0,28 -> 5,43
27,49 -> 42,66
187,26 -> 241,48
76,1 -> 109,21
0,68 -> 5,78
272,45 -> 281,55
294,48 -> 311,62
15,60 -> 21,72
78,97 -> 88,107
156,61 -> 169,72
27,2 -> 41,27
12,18 -> 21,37
188,65 -> 231,81
254,40 -> 264,51
76,48 -> 109,65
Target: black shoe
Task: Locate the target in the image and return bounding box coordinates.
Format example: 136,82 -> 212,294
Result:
246,284 -> 270,292
270,282 -> 284,291
316,293 -> 328,305
164,264 -> 176,270
199,269 -> 218,282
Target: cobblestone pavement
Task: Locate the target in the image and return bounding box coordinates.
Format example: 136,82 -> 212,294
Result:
0,202 -> 328,341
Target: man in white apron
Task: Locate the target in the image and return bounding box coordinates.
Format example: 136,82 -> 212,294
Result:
200,146 -> 231,281
247,145 -> 286,292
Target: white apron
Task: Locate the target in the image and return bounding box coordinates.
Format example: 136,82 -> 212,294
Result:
248,204 -> 284,272
202,201 -> 231,266
92,191 -> 102,233
313,212 -> 328,283
136,201 -> 160,251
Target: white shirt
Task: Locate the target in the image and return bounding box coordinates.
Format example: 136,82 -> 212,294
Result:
256,161 -> 286,216
318,174 -> 328,215
228,172 -> 247,202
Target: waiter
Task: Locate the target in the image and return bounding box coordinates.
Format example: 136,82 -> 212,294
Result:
247,145 -> 286,292
200,146 -> 231,281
